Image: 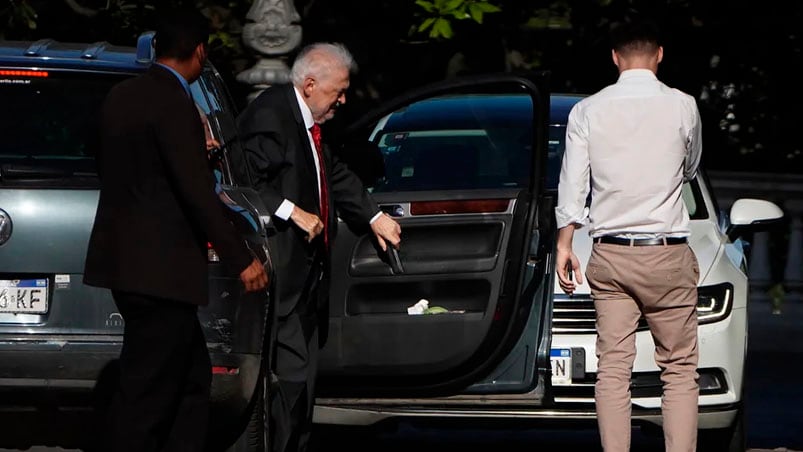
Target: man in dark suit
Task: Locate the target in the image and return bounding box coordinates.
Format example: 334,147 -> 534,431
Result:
237,42 -> 402,452
83,9 -> 268,452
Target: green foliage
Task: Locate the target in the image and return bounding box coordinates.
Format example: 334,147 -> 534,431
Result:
1,0 -> 800,172
1,1 -> 39,38
522,1 -> 571,30
0,1 -> 251,48
414,0 -> 500,39
768,283 -> 785,314
210,30 -> 236,48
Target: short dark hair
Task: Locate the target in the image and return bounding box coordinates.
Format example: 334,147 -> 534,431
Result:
154,8 -> 210,60
609,15 -> 661,56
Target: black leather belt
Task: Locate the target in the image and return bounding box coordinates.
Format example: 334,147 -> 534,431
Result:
594,236 -> 687,246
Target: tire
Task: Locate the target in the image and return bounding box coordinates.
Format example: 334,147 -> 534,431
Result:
226,373 -> 268,452
698,406 -> 746,452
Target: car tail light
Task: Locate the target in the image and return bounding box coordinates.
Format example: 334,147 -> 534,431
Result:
0,70 -> 48,77
211,366 -> 239,375
696,283 -> 733,324
207,242 -> 220,262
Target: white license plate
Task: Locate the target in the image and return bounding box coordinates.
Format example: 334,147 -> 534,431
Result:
550,348 -> 572,385
0,279 -> 48,314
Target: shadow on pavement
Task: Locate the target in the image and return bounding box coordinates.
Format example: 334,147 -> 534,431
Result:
745,299 -> 803,451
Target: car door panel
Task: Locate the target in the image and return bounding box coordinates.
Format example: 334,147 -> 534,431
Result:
348,213 -> 507,277
324,194 -> 517,375
318,74 -> 552,398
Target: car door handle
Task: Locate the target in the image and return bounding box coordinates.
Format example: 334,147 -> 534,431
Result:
387,247 -> 405,274
380,204 -> 405,217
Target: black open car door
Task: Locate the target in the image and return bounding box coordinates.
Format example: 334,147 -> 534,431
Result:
317,73 -> 555,401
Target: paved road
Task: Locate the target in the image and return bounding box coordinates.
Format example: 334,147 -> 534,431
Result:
743,299 -> 803,451
3,299 -> 802,451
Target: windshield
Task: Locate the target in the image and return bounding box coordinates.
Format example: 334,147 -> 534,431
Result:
0,69 -> 130,186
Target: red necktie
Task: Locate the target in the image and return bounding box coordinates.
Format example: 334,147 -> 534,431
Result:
310,124 -> 329,249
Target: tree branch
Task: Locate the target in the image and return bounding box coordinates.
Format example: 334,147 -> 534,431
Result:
301,0 -> 317,19
64,0 -> 98,17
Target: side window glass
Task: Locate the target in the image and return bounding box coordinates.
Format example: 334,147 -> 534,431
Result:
682,182 -> 697,217
190,79 -> 229,186
546,124 -> 567,190
363,94 -> 534,193
192,68 -> 244,186
683,179 -> 708,220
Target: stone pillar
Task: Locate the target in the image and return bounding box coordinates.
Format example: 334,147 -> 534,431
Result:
783,200 -> 803,301
236,0 -> 302,102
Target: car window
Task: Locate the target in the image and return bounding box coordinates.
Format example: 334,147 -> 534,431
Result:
683,177 -> 708,219
367,94 -> 534,192
0,69 -> 129,186
682,182 -> 698,217
546,123 -> 567,190
361,92 -> 708,219
194,68 -> 246,187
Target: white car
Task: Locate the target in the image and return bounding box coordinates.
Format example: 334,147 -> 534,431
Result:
550,171 -> 783,451
310,78 -> 783,452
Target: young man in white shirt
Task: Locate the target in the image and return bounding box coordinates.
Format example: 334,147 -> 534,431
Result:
555,16 -> 703,452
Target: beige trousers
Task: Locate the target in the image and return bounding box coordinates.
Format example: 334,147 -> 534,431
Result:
586,242 -> 700,452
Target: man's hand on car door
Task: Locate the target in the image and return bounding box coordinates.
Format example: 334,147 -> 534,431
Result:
240,258 -> 269,292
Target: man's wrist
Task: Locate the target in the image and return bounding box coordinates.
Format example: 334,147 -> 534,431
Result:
275,199 -> 295,221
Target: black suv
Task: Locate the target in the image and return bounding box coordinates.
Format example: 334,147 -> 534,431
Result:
0,33 -> 274,450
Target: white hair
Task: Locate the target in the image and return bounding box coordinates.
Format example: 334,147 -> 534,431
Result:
290,42 -> 357,86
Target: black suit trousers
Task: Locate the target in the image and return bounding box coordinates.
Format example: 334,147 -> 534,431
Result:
271,260 -> 323,452
105,290 -> 212,452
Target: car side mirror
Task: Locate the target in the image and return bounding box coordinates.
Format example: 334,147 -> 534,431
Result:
726,198 -> 784,241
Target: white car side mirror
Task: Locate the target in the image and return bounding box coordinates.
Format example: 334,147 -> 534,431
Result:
726,198 -> 784,240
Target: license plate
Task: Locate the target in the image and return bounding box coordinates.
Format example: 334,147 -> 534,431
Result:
0,279 -> 48,314
550,348 -> 572,385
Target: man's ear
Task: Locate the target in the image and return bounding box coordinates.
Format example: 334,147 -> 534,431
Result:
656,46 -> 664,64
302,76 -> 315,97
611,49 -> 620,68
194,43 -> 206,61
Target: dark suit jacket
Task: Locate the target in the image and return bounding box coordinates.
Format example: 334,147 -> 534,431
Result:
84,65 -> 252,305
237,84 -> 379,319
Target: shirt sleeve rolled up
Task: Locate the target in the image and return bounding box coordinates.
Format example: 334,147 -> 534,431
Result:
555,104 -> 591,230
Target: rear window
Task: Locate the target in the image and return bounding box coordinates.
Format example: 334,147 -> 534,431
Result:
0,69 -> 130,186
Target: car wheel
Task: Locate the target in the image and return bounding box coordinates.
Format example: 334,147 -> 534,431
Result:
698,406 -> 746,452
226,371 -> 268,452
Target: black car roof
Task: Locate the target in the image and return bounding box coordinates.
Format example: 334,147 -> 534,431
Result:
550,94 -> 584,124
379,93 -> 584,133
0,32 -> 154,73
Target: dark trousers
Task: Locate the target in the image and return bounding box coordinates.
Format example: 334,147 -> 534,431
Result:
271,264 -> 322,452
106,290 -> 212,452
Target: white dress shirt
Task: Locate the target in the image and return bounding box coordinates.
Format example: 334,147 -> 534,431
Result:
273,87 -> 322,220
274,87 -> 382,224
555,69 -> 702,238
